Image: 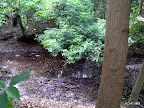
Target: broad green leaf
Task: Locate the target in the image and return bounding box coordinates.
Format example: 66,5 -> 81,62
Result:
0,91 -> 8,108
5,86 -> 20,101
9,71 -> 34,86
7,98 -> 15,108
8,97 -> 14,102
0,80 -> 5,88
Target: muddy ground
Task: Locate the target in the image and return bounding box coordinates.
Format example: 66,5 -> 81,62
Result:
0,27 -> 144,108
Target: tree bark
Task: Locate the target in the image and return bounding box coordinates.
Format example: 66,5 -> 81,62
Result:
138,0 -> 143,16
96,0 -> 131,108
17,15 -> 26,37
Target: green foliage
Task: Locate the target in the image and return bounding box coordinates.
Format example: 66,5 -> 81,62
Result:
0,91 -> 8,108
0,1 -> 7,27
36,0 -> 94,25
0,0 -> 41,27
36,0 -> 105,64
90,0 -> 106,19
0,70 -> 34,108
0,80 -> 5,88
10,71 -> 34,86
129,0 -> 144,46
129,22 -> 144,46
5,86 -> 20,101
0,14 -> 6,27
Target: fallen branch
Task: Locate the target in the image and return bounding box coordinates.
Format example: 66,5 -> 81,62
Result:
135,0 -> 144,22
136,16 -> 144,22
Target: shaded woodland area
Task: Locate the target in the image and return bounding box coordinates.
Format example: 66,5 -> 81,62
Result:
0,0 -> 144,108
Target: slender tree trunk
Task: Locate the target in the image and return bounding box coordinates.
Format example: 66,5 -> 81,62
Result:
96,0 -> 131,108
136,0 -> 144,22
138,0 -> 143,16
17,15 -> 26,37
126,60 -> 144,108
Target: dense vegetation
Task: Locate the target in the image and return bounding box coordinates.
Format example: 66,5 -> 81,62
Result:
35,0 -> 105,63
0,0 -> 143,64
129,0 -> 144,47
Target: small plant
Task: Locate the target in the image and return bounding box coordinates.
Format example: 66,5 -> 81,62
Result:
0,66 -> 9,73
0,71 -> 34,108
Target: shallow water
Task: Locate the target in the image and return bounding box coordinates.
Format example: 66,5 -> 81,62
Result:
0,53 -> 100,105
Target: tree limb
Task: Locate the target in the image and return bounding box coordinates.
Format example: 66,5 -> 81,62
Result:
136,0 -> 144,22
136,16 -> 144,22
138,0 -> 143,16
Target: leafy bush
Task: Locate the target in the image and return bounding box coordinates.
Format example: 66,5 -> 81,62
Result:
0,69 -> 34,108
35,0 -> 106,64
90,0 -> 106,19
0,14 -> 6,27
129,0 -> 144,46
0,2 -> 7,28
36,22 -> 105,63
129,22 -> 144,46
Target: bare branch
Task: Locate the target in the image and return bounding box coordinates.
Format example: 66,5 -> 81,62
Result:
136,0 -> 144,22
138,0 -> 143,16
136,16 -> 144,22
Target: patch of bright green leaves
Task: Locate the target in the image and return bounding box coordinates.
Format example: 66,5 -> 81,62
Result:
0,70 -> 34,108
36,0 -> 105,64
129,22 -> 144,46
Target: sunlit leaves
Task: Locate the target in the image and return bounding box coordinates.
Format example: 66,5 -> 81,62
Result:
36,19 -> 105,64
6,86 -> 20,100
0,71 -> 34,107
35,0 -> 106,64
0,80 -> 5,88
129,0 -> 144,46
10,71 -> 34,86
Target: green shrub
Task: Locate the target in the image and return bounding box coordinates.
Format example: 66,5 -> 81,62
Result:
0,68 -> 34,108
35,0 -> 106,64
36,19 -> 105,64
129,22 -> 144,46
128,0 -> 144,46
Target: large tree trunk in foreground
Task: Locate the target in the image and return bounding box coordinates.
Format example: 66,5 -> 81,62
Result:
96,0 -> 131,108
126,60 -> 144,108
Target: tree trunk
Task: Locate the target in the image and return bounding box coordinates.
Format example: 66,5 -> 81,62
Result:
17,15 -> 26,37
96,0 -> 131,108
138,0 -> 143,16
126,60 -> 144,108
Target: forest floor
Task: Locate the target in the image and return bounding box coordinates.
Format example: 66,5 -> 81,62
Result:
0,26 -> 144,108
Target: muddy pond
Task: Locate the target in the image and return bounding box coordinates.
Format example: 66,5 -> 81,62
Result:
0,27 -> 144,108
